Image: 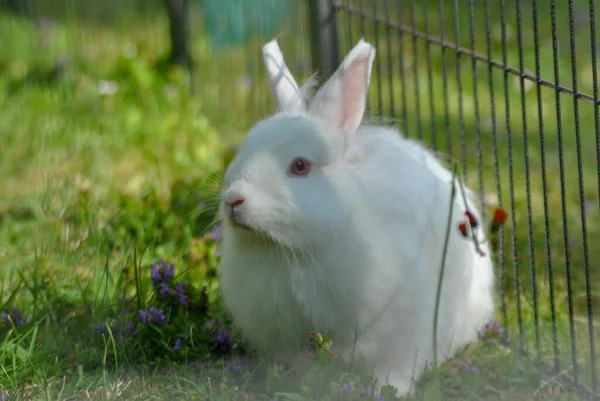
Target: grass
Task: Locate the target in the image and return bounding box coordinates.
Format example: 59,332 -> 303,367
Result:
0,0 -> 598,399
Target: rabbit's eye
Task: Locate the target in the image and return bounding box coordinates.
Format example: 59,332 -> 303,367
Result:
288,157 -> 311,177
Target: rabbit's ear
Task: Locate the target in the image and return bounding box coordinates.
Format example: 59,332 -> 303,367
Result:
263,39 -> 305,112
309,39 -> 375,138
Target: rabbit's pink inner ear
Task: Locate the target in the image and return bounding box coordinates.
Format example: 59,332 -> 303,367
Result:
339,56 -> 372,134
309,39 -> 375,138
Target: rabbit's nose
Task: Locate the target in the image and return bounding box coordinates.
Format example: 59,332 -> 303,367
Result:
229,198 -> 245,208
225,191 -> 245,208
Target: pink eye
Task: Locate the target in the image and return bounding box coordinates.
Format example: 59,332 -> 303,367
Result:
288,157 -> 311,177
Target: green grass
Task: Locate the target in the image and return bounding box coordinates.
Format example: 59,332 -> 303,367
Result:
0,0 -> 598,399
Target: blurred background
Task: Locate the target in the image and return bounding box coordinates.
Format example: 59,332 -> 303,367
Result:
0,0 -> 599,398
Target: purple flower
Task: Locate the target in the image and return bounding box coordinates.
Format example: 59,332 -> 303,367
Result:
210,225 -> 222,242
173,338 -> 183,351
161,260 -> 175,283
1,391 -> 7,400
124,321 -> 137,336
150,260 -> 176,287
1,306 -> 29,328
159,283 -> 171,298
95,322 -> 107,335
175,283 -> 189,307
341,380 -> 356,395
149,307 -> 166,325
224,357 -> 250,375
459,361 -> 480,374
139,310 -> 149,325
212,328 -> 232,353
150,264 -> 162,287
139,308 -> 165,325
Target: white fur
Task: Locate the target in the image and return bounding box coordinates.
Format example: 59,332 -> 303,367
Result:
218,39 -> 495,397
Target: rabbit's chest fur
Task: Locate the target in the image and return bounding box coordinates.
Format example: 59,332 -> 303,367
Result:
218,238 -> 367,356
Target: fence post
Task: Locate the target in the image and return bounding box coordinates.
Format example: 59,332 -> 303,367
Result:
307,0 -> 340,79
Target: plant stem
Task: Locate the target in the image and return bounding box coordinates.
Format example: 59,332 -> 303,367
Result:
432,163 -> 459,399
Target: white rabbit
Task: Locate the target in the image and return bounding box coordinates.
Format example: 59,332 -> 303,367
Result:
218,38 -> 495,396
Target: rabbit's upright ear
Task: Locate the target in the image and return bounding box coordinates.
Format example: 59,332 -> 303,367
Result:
309,39 -> 375,138
263,39 -> 305,112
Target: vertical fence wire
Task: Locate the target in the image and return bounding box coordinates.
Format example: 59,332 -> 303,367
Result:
422,0 -> 436,151
383,0 -> 396,122
587,0 -> 600,393
452,0 -> 466,180
515,0 -> 540,357
396,2 -> 409,136
371,0 -> 383,116
345,0 -> 354,59
409,0 -> 422,141
483,0 -> 508,339
467,0 -> 484,218
500,0 -> 525,351
532,0 -> 560,375
438,0 -> 452,156
550,0 -> 579,384
567,0 -> 596,392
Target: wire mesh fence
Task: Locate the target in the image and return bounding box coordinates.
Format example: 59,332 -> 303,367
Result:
312,0 -> 599,395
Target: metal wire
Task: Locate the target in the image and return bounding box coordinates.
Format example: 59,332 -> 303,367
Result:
587,0 -> 600,392
422,0 -> 436,151
396,1 -> 409,136
409,0 -> 422,141
567,0 -> 596,391
483,0 -> 508,343
515,0 -> 539,356
550,0 -> 579,384
467,0 -> 484,218
383,0 -> 395,122
532,0 -> 560,375
437,0 -> 452,156
335,2 -> 600,106
500,0 -> 525,352
371,0 -> 383,115
452,0 -> 466,181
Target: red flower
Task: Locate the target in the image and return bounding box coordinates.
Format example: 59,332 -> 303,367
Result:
490,207 -> 508,232
465,210 -> 478,228
458,222 -> 469,238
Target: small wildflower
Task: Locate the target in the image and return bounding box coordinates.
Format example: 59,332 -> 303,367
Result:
1,306 -> 29,328
460,361 -> 480,374
490,207 -> 508,232
150,260 -> 175,287
224,357 -> 250,375
464,210 -> 478,228
159,283 -> 171,298
150,264 -> 162,287
478,320 -> 509,346
124,321 -> 136,336
161,260 -> 175,283
458,222 -> 469,238
95,322 -> 107,335
175,283 -> 189,307
210,225 -> 222,242
139,308 -> 166,325
149,307 -> 165,325
341,380 -> 356,395
212,328 -> 232,353
173,338 -> 183,351
1,391 -> 7,401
